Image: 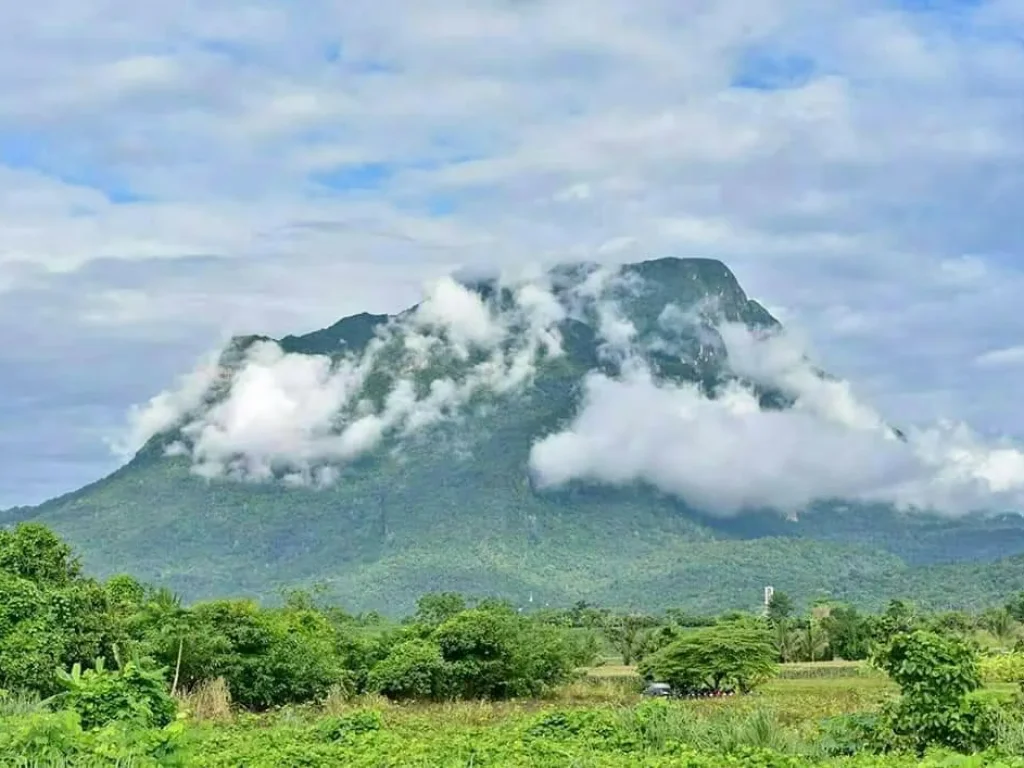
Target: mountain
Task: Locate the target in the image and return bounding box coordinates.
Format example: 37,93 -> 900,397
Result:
6,257 -> 1024,615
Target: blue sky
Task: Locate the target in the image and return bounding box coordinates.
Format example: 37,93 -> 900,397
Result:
2,0 -> 1024,507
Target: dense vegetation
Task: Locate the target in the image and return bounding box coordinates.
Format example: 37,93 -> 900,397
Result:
8,258 -> 1024,616
10,524 -> 1024,764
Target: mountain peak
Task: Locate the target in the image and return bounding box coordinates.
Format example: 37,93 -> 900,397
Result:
132,256 -> 785,486
270,256 -> 775,360
19,256 -> 1024,614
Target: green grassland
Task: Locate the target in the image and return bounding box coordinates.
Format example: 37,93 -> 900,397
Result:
163,665 -> 1019,767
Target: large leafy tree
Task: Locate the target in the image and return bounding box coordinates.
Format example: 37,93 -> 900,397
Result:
413,592 -> 467,629
639,620 -> 778,694
822,605 -> 872,661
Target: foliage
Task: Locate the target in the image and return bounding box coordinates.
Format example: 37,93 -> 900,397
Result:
981,653 -> 1024,683
0,522 -> 81,586
0,709 -> 189,765
20,524 -> 1024,765
56,658 -> 177,730
367,639 -> 447,700
163,599 -> 345,709
767,591 -> 794,624
603,613 -> 656,665
0,534 -> 122,697
8,699 -> 1020,768
639,620 -> 779,694
873,629 -> 996,754
822,605 -> 872,661
413,591 -> 467,628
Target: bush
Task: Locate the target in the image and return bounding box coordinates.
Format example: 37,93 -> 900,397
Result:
873,629 -> 996,755
169,600 -> 345,709
367,639 -> 447,700
315,710 -> 383,741
817,712 -> 884,756
367,606 -> 581,701
1,549 -> 122,698
433,607 -> 577,699
56,659 -> 176,730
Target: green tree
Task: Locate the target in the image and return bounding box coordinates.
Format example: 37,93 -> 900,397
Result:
1007,592 -> 1024,623
979,607 -> 1016,646
142,599 -> 343,709
0,532 -> 121,696
370,604 -> 578,701
822,605 -> 871,661
414,592 -> 467,629
602,614 -> 650,665
766,591 -> 794,625
638,621 -> 778,694
798,616 -> 830,662
433,608 -> 520,699
0,523 -> 81,587
772,620 -> 800,663
104,575 -> 146,613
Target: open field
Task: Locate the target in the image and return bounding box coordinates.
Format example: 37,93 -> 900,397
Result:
175,669 -> 1018,767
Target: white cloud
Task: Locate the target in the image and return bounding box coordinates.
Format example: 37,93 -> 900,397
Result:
3,0 -> 1024,505
117,266 -> 1024,518
115,352 -> 224,458
975,345 -> 1024,368
412,276 -> 505,352
529,321 -> 1024,517
124,269 -> 572,482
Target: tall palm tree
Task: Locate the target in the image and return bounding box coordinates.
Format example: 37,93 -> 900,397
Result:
798,619 -> 829,662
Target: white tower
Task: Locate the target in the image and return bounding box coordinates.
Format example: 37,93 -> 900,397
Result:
763,586 -> 774,613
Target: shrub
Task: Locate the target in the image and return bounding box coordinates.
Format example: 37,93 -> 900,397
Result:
817,712 -> 886,756
315,709 -> 383,741
368,639 -> 447,700
873,629 -> 996,754
433,608 -> 577,699
55,659 -> 176,730
169,600 -> 345,709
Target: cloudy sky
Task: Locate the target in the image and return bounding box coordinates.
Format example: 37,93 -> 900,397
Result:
2,0 -> 1024,509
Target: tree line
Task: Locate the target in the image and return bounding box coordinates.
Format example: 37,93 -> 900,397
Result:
6,521 -> 1024,720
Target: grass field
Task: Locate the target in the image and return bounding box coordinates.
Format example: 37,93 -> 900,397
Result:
9,661 -> 1023,765
177,665 -> 1024,767
174,662 -> 917,766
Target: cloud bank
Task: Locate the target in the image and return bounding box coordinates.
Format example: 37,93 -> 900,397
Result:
124,272 -> 573,484
529,324 -> 1024,517
122,265 -> 1024,517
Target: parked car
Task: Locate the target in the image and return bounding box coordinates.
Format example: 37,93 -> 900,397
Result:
641,682 -> 673,697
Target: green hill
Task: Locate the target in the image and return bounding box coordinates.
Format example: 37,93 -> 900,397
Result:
6,257 -> 1024,614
